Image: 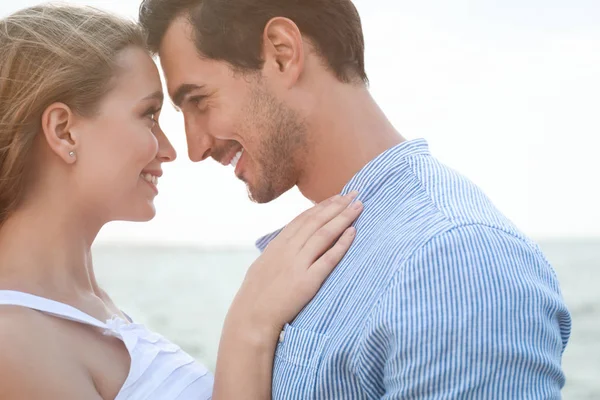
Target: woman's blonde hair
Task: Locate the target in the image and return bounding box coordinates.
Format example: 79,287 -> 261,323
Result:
0,4 -> 146,224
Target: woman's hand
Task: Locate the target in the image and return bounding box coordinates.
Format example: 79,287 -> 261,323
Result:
213,191 -> 363,400
229,191 -> 362,338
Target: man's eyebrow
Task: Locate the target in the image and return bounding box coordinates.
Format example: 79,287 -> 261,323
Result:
172,83 -> 204,108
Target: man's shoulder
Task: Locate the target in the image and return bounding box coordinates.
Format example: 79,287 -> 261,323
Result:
360,221 -> 548,289
359,224 -> 564,332
377,154 -> 524,243
381,224 -> 557,302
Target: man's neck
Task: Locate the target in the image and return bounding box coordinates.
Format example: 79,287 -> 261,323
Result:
297,84 -> 404,203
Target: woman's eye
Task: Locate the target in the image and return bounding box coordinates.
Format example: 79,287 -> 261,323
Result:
144,109 -> 160,126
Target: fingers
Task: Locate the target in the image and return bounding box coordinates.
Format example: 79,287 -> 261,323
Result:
299,197 -> 363,264
306,227 -> 357,282
275,194 -> 340,242
289,191 -> 359,248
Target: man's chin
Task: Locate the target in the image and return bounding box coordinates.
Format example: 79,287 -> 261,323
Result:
246,188 -> 275,204
246,183 -> 286,204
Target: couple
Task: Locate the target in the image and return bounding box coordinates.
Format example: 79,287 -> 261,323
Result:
0,0 -> 571,399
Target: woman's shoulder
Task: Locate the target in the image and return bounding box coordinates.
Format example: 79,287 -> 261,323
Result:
0,305 -> 65,372
0,307 -> 102,399
0,304 -> 52,338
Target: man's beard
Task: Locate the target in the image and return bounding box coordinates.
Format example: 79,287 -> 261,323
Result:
243,85 -> 308,204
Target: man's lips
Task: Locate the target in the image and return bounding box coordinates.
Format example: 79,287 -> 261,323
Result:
216,145 -> 244,166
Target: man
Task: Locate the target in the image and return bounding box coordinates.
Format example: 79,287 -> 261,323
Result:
139,0 -> 571,398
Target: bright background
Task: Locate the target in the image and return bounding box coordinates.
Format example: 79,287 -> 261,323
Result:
3,0 -> 598,246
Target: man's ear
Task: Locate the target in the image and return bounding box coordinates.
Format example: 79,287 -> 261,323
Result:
40,102 -> 79,164
261,17 -> 305,87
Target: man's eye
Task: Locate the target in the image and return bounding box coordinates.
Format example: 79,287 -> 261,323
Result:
189,96 -> 205,106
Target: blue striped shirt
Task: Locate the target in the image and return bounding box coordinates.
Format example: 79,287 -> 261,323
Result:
256,139 -> 571,399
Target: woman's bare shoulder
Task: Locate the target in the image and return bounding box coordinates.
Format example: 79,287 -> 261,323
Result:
0,306 -> 102,399
0,305 -> 53,343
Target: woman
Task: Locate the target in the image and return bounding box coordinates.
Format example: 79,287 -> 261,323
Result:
0,4 -> 363,399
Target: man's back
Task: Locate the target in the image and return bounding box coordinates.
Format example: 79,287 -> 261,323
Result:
257,139 -> 571,399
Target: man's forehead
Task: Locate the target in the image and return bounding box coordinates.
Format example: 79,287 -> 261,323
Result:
160,58 -> 214,103
157,22 -> 199,95
157,19 -> 236,102
160,15 -> 197,52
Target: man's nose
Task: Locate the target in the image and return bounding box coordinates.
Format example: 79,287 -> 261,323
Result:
185,119 -> 214,162
189,142 -> 212,162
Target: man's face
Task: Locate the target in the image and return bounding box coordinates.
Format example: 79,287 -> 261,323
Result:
158,17 -> 308,203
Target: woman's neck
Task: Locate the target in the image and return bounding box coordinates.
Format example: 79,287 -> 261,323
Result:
0,200 -> 103,303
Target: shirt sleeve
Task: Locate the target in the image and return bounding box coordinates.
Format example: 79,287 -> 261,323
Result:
355,224 -> 571,399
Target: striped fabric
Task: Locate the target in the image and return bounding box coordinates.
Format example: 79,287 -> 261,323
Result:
256,139 -> 571,399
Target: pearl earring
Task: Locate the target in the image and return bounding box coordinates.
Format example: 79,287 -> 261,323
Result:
69,151 -> 75,158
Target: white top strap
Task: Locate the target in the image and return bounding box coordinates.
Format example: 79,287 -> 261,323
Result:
0,290 -> 108,330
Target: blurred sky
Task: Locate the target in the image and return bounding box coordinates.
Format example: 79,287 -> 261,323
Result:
2,0 -> 599,246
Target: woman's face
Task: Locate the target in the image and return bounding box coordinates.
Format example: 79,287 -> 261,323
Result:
73,46 -> 176,223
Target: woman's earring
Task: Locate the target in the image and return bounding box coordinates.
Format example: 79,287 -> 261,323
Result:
69,151 -> 75,158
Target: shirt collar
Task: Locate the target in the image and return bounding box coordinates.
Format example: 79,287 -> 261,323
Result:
255,138 -> 430,252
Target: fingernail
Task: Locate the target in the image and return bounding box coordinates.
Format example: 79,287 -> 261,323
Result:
346,227 -> 356,237
352,200 -> 363,210
346,190 -> 359,199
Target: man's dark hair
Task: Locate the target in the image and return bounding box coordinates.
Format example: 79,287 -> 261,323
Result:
139,0 -> 368,84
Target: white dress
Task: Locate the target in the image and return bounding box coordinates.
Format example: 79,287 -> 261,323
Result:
0,290 -> 214,399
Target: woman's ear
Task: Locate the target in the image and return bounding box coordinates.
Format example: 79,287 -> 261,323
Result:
40,102 -> 79,164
